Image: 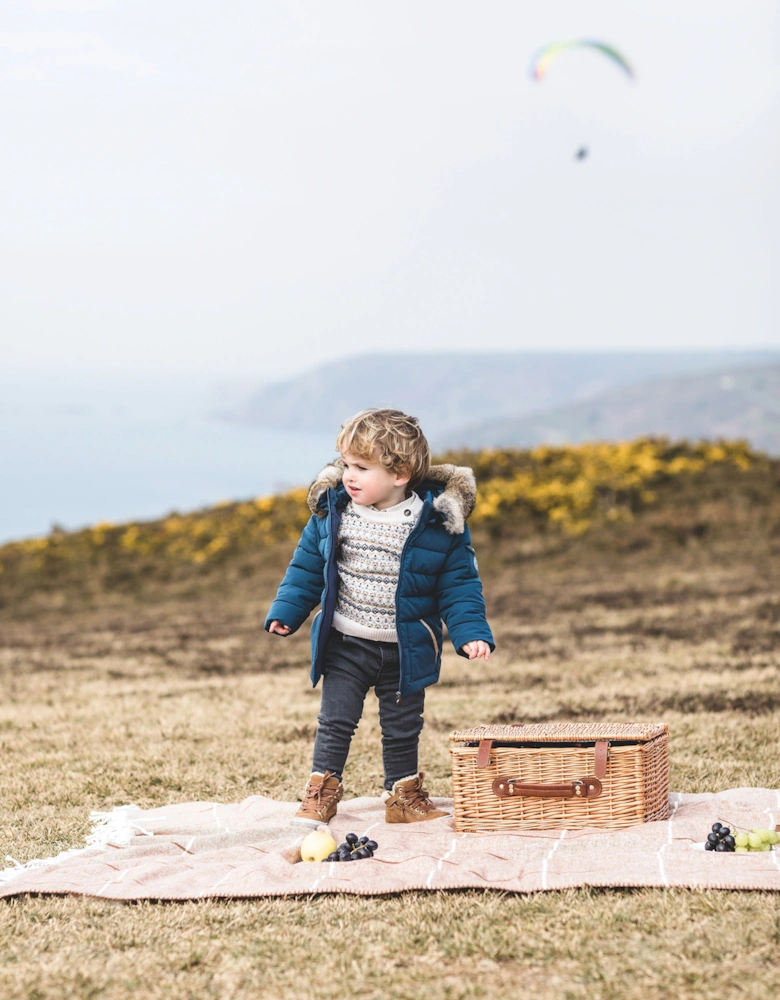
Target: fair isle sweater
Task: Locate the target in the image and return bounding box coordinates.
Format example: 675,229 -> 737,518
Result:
332,492 -> 424,642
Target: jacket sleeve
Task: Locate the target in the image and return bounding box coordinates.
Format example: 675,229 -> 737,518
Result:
264,515 -> 326,634
435,526 -> 495,657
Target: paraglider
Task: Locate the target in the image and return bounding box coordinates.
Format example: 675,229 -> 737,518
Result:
529,40 -> 634,161
529,40 -> 634,83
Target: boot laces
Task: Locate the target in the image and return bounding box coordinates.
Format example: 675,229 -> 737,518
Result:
400,781 -> 432,812
303,772 -> 337,811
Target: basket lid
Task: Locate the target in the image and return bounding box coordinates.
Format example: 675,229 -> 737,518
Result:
449,721 -> 668,743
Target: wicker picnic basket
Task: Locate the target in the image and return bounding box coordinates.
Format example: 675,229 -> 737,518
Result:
449,722 -> 670,832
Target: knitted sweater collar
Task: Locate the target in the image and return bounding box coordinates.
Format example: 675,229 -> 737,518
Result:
347,491 -> 424,524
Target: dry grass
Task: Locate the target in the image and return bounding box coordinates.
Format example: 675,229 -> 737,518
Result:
2,890 -> 780,1000
1,464 -> 780,999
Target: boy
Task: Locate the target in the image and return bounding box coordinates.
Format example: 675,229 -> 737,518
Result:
266,408 -> 494,827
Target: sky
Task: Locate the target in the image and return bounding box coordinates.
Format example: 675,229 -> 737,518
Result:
2,1 -> 779,382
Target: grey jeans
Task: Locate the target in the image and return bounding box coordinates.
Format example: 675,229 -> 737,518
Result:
311,630 -> 425,790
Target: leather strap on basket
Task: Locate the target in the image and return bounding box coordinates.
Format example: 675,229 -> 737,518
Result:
477,734 -> 608,780
476,739 -> 493,768
492,776 -> 603,799
594,740 -> 609,779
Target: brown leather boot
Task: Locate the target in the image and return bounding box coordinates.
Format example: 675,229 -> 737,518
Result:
291,771 -> 344,828
384,772 -> 449,823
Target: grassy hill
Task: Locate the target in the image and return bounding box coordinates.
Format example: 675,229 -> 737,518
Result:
2,439 -> 780,999
0,437 -> 769,612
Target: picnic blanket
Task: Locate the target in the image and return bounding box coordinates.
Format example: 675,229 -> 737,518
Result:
2,788 -> 779,900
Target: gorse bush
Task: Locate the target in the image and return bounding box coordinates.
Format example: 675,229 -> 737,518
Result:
0,489 -> 311,586
461,438 -> 756,535
0,438 -> 760,588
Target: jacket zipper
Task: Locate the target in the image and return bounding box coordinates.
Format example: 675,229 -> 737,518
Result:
394,502 -> 431,703
315,493 -> 338,672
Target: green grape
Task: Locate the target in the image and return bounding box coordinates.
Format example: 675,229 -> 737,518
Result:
760,842 -> 772,852
748,832 -> 763,850
734,832 -> 749,848
735,846 -> 749,853
768,831 -> 780,846
759,829 -> 774,844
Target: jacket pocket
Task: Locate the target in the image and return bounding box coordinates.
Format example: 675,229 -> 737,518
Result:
310,609 -> 323,663
419,618 -> 440,658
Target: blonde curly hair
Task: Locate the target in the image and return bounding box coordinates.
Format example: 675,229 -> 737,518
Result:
336,408 -> 431,487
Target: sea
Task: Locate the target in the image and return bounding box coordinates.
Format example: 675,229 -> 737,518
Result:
0,370 -> 335,544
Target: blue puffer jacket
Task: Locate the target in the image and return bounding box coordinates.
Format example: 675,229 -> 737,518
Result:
264,462 -> 494,700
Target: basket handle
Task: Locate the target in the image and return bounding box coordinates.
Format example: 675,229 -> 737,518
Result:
492,776 -> 603,799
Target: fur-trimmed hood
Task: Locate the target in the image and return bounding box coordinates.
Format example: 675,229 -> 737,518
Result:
306,461 -> 477,536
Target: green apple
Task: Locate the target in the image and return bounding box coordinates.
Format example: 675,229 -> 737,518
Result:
300,828 -> 337,862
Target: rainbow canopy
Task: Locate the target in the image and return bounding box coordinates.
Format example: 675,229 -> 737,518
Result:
530,40 -> 634,82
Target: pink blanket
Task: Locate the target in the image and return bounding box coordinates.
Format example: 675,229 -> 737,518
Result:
2,789 -> 779,900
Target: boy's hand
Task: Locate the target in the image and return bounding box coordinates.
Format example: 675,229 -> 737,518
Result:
462,640 -> 491,661
268,621 -> 291,636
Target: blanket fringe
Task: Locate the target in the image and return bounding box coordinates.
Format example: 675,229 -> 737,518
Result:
0,804 -> 138,887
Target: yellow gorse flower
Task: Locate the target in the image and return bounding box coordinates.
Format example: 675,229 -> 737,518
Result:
0,439 -> 759,578
467,437 -> 756,534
